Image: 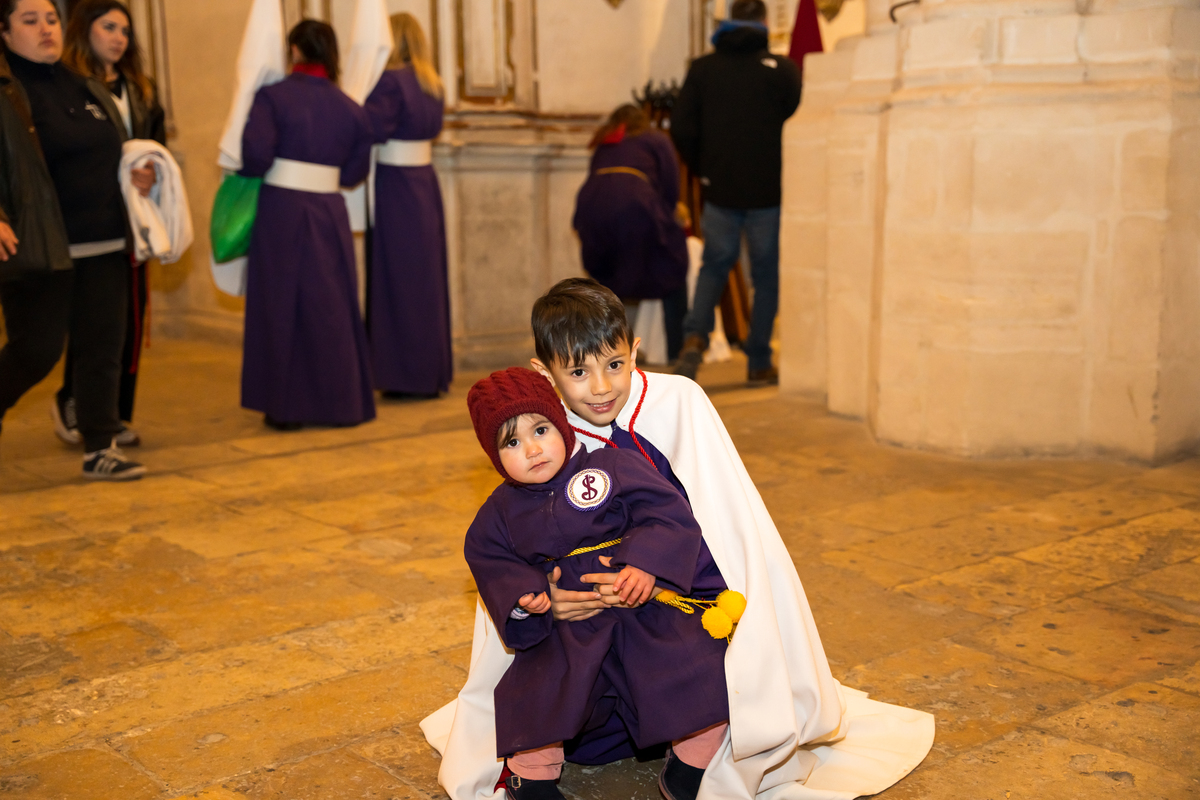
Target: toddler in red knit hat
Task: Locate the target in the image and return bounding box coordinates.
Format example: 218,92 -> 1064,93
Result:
464,367 -> 730,800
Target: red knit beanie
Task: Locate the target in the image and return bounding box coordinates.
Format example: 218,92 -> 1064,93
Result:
467,367 -> 576,482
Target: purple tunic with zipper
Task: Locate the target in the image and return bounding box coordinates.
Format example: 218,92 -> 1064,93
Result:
239,73 -> 376,425
362,68 -> 452,395
571,131 -> 688,300
465,446 -> 729,758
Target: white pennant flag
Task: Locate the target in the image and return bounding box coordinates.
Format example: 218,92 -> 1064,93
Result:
340,0 -> 393,233
216,0 -> 287,171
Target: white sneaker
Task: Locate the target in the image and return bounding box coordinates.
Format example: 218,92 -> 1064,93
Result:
50,396 -> 82,445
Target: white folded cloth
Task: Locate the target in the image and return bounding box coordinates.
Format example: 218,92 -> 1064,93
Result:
119,139 -> 194,265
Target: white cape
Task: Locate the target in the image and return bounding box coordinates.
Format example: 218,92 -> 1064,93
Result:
119,139 -> 193,264
421,371 -> 934,799
215,0 -> 286,172
338,0 -> 394,233
211,0 -> 285,297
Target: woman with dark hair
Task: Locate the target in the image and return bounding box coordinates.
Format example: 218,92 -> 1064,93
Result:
362,12 -> 451,399
50,0 -> 165,447
0,0 -> 146,478
238,19 -> 376,430
572,104 -> 689,362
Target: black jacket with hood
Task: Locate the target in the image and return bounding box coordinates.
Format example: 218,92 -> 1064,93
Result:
0,50 -> 71,281
670,23 -> 802,210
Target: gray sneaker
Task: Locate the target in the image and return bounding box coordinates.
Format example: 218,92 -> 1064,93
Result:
114,425 -> 141,447
82,443 -> 146,481
51,396 -> 82,445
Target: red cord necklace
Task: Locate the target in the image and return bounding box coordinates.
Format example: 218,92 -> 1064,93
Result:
571,369 -> 656,470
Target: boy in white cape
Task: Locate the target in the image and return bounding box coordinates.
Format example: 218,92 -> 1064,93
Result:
422,279 -> 933,799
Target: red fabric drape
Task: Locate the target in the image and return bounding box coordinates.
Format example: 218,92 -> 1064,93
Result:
788,0 -> 824,67
291,63 -> 329,79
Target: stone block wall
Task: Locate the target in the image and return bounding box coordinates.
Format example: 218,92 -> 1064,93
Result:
781,0 -> 1200,462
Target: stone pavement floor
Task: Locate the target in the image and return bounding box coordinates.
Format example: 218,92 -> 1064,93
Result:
1,339 -> 1199,799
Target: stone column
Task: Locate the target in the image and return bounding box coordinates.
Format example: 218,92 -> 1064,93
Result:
781,0 -> 1200,462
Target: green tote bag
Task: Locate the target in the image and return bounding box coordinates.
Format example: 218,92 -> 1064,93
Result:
209,173 -> 262,263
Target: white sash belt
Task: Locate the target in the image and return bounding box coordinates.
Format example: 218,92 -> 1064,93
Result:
263,158 -> 340,193
377,139 -> 432,167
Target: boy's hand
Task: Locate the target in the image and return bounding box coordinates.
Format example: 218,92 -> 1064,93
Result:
612,565 -> 656,606
550,557 -> 628,621
518,591 -> 550,615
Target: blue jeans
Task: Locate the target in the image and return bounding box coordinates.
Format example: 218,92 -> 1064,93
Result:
684,203 -> 781,372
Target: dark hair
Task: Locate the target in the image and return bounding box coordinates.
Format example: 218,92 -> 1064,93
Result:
532,278 -> 632,368
730,0 -> 767,21
588,103 -> 651,150
62,0 -> 151,101
1,0 -> 58,34
288,19 -> 339,84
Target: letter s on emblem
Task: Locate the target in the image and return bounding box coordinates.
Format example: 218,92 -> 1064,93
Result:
565,469 -> 612,511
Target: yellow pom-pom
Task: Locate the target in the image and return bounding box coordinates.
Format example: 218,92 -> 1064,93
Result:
702,607 -> 734,639
656,589 -> 680,605
717,590 -> 747,623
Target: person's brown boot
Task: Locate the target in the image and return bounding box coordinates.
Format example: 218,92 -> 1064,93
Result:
673,334 -> 707,381
747,365 -> 778,386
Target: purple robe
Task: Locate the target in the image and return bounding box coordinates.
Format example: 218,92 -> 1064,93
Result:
362,68 -> 452,395
464,447 -> 729,758
239,73 -> 376,425
572,131 -> 688,300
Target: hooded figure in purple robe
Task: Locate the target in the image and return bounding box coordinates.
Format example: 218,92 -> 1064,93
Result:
362,13 -> 452,398
572,104 -> 689,303
463,367 -> 729,764
238,20 -> 376,428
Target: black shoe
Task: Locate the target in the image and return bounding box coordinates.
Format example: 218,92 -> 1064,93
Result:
659,749 -> 705,800
51,395 -> 82,445
504,774 -> 565,800
264,415 -> 302,431
673,334 -> 707,381
82,443 -> 146,481
747,365 -> 778,386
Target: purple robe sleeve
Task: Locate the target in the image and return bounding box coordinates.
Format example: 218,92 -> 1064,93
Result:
650,134 -> 681,210
362,76 -> 401,144
609,454 -> 704,594
340,106 -> 374,188
464,498 -> 555,650
240,89 -> 278,178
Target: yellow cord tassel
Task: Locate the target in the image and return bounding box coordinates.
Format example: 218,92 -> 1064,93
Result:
655,589 -> 746,641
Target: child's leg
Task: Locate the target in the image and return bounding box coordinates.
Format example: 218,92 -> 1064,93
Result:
672,722 -> 728,769
508,743 -> 565,780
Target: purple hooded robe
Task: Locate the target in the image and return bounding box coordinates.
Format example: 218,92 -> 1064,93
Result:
362,67 -> 452,395
239,72 -> 376,425
465,445 -> 729,758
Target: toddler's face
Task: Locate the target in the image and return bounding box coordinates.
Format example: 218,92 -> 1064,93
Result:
498,413 -> 567,484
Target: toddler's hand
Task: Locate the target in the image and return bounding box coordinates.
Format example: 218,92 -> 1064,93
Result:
518,591 -> 551,615
611,566 -> 656,607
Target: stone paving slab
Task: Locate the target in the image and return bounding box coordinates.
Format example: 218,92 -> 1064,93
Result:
1037,682 -> 1200,779
841,640 -> 1094,764
0,339 -> 1197,797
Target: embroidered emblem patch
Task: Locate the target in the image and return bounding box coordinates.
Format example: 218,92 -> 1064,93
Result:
565,468 -> 612,511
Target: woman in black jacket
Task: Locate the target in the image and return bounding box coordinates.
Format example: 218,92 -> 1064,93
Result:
0,0 -> 146,479
51,0 -> 164,447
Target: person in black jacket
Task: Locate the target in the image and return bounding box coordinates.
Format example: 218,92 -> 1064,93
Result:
670,0 -> 801,385
51,0 -> 165,447
0,0 -> 147,479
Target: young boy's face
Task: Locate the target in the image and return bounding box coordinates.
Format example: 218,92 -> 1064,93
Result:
498,413 -> 567,484
532,337 -> 640,428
